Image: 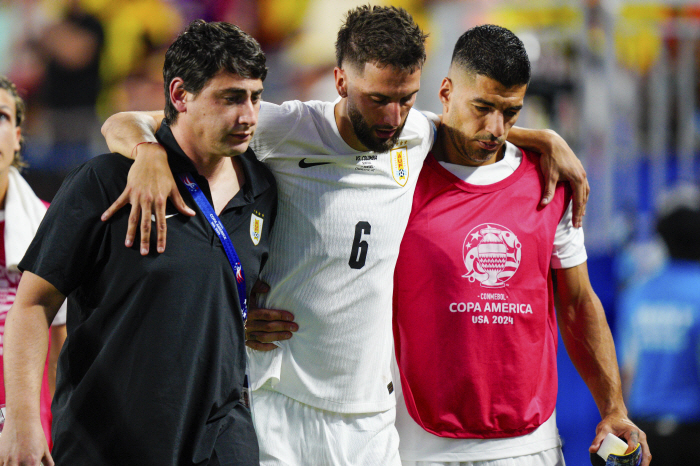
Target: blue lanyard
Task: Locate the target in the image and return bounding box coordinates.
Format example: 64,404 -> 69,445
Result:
178,173 -> 248,321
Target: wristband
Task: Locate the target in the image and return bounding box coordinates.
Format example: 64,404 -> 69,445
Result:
131,141 -> 162,159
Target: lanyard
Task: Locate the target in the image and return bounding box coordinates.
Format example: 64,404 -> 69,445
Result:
178,173 -> 248,321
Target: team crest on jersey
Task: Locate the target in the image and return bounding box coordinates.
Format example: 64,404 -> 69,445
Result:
250,212 -> 263,246
462,224 -> 521,288
390,144 -> 409,186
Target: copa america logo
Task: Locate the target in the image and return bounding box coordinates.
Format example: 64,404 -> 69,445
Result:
462,223 -> 521,288
181,175 -> 198,190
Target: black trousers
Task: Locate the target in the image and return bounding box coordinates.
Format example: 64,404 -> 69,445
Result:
205,403 -> 259,466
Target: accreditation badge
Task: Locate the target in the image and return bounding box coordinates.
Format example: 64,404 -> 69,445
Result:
390,144 -> 409,186
250,212 -> 263,246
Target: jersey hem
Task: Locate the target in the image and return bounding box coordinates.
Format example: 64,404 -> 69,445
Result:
257,385 -> 396,414
398,438 -> 562,462
551,250 -> 588,269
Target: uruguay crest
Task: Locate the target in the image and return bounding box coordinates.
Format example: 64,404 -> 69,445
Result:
462,224 -> 521,288
250,213 -> 263,246
390,144 -> 409,186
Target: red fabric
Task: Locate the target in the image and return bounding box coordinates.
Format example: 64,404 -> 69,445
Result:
0,212 -> 55,449
393,150 -> 570,439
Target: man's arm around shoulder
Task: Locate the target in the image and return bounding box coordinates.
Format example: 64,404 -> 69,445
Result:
554,263 -> 651,466
100,110 -> 194,255
0,272 -> 65,466
101,111 -> 164,157
508,127 -> 589,227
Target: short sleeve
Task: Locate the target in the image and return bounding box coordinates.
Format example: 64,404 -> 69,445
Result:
19,157 -> 117,296
250,100 -> 303,161
51,301 -> 67,326
550,200 -> 587,269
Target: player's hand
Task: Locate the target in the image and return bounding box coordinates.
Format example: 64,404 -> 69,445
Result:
538,129 -> 589,228
100,142 -> 195,255
589,411 -> 651,466
245,280 -> 298,351
0,417 -> 54,466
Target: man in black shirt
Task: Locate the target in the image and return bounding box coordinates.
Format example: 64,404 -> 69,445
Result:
0,20 -> 275,466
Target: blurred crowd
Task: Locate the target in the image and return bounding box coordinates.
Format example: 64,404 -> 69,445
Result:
2,0 -> 183,197
0,0 -> 432,198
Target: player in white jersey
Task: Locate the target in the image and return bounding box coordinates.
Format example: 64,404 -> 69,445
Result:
100,6 -> 590,465
245,99 -> 434,416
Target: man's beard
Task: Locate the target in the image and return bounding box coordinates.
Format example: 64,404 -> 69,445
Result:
348,102 -> 405,153
444,125 -> 503,166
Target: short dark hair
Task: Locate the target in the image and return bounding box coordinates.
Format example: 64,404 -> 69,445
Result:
335,5 -> 428,73
656,187 -> 700,261
163,20 -> 267,125
451,24 -> 530,88
0,75 -> 26,170
657,205 -> 700,261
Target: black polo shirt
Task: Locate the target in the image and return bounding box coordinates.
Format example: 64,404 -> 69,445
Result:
20,123 -> 277,465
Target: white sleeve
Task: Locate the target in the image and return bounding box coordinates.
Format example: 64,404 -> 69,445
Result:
550,200 -> 587,269
250,100 -> 303,161
51,301 -> 67,326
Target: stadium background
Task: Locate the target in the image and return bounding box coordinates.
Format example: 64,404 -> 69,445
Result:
2,0 -> 697,463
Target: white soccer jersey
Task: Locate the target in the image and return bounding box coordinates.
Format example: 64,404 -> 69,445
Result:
248,100 -> 436,413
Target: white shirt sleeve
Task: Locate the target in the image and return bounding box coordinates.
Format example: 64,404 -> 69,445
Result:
550,200 -> 587,269
51,301 -> 67,326
250,100 -> 303,160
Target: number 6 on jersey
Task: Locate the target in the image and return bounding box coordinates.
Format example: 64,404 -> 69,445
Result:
349,221 -> 371,269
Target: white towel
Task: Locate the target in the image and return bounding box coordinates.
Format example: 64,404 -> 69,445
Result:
3,166 -> 66,325
4,166 -> 47,270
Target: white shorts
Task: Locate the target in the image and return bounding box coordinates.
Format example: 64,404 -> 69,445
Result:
400,448 -> 565,466
253,387 -> 401,466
